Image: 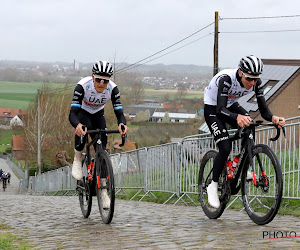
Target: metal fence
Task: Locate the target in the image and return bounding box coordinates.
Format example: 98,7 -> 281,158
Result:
5,155 -> 26,179
15,116 -> 300,205
26,166 -> 76,195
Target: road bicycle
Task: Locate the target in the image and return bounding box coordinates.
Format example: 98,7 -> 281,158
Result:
198,121 -> 285,225
76,126 -> 125,224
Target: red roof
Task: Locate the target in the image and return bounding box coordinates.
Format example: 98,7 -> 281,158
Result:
12,136 -> 24,151
0,108 -> 26,119
12,135 -> 51,151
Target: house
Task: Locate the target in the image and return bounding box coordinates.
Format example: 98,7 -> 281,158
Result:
11,135 -> 52,160
238,59 -> 300,119
12,136 -> 25,160
199,59 -> 300,133
10,115 -> 24,127
151,108 -> 198,122
0,108 -> 26,121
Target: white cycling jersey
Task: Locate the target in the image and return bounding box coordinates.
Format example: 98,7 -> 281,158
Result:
71,76 -> 120,114
204,69 -> 253,107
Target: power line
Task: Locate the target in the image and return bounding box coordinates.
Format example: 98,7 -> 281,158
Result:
115,33 -> 213,75
116,32 -> 213,95
220,29 -> 300,34
220,14 -> 300,20
115,22 -> 215,73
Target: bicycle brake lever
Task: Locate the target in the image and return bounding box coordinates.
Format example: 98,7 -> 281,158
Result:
238,126 -> 245,138
282,127 -> 286,137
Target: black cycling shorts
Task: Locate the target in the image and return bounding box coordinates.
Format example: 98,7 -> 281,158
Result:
204,103 -> 249,144
75,109 -> 107,151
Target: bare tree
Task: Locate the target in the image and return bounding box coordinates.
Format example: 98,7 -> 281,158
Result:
176,85 -> 187,105
22,84 -> 74,171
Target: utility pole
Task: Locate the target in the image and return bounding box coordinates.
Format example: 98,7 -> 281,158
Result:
214,11 -> 219,76
37,89 -> 41,175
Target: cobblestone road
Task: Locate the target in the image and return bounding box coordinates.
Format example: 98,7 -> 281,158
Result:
1,159 -> 300,249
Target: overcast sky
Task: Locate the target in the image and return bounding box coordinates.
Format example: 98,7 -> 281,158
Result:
0,0 -> 299,69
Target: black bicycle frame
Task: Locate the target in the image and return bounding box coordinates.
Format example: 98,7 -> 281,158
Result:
229,121 -> 284,190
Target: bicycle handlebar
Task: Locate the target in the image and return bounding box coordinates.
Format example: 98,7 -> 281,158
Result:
78,125 -> 126,147
229,120 -> 285,142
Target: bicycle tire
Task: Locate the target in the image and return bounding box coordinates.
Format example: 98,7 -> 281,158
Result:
3,179 -> 6,191
78,156 -> 92,218
241,144 -> 283,225
198,150 -> 227,219
95,150 -> 115,224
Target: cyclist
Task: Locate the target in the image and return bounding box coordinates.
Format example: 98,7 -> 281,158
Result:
7,172 -> 11,184
69,60 -> 128,207
2,172 -> 8,190
203,55 -> 286,208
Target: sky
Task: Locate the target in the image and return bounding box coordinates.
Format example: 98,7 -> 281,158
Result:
0,0 -> 299,69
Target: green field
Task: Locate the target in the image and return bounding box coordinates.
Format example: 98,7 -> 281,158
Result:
0,81 -> 68,109
0,81 -> 204,110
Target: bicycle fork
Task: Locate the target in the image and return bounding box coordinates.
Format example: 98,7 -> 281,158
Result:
247,140 -> 261,186
248,144 -> 268,187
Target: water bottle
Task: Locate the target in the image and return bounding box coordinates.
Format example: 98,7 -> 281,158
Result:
232,156 -> 239,168
232,155 -> 240,177
87,161 -> 94,181
226,160 -> 234,179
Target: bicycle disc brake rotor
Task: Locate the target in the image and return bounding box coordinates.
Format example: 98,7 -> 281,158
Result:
259,176 -> 269,193
219,179 -> 231,203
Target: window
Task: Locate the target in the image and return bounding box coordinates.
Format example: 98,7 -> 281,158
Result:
249,80 -> 278,103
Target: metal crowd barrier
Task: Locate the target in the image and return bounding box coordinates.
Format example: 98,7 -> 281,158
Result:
27,166 -> 76,195
5,156 -> 25,179
19,116 -> 300,205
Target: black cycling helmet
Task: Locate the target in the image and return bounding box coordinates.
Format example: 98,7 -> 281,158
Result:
239,55 -> 263,76
92,61 -> 114,77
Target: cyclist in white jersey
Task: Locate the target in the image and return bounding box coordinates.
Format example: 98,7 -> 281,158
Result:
69,61 -> 128,181
204,55 -> 286,208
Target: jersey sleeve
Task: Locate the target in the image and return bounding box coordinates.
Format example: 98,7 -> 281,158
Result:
216,75 -> 239,122
255,80 -> 273,122
69,84 -> 84,128
111,86 -> 126,125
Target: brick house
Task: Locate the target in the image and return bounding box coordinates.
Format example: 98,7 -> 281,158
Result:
12,135 -> 25,160
239,59 -> 300,119
0,108 -> 26,121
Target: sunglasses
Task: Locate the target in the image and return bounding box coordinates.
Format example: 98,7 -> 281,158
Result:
94,77 -> 109,84
242,72 -> 259,83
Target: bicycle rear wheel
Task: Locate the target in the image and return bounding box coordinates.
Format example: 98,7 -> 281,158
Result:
95,150 -> 115,224
241,144 -> 283,225
3,179 -> 6,191
78,156 -> 92,218
198,150 -> 227,219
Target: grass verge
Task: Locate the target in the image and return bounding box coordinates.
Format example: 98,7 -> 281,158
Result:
0,222 -> 30,250
115,188 -> 300,217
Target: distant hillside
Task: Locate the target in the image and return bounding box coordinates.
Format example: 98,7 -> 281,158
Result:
0,60 -> 213,74
114,62 -> 212,74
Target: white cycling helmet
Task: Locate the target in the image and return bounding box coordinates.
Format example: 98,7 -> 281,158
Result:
92,61 -> 114,77
239,55 -> 263,76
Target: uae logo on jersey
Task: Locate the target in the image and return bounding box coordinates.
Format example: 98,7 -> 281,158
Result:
86,85 -> 91,90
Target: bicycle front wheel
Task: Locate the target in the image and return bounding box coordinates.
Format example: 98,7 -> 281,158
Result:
95,150 -> 115,224
78,156 -> 92,218
198,150 -> 227,219
241,144 -> 283,225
